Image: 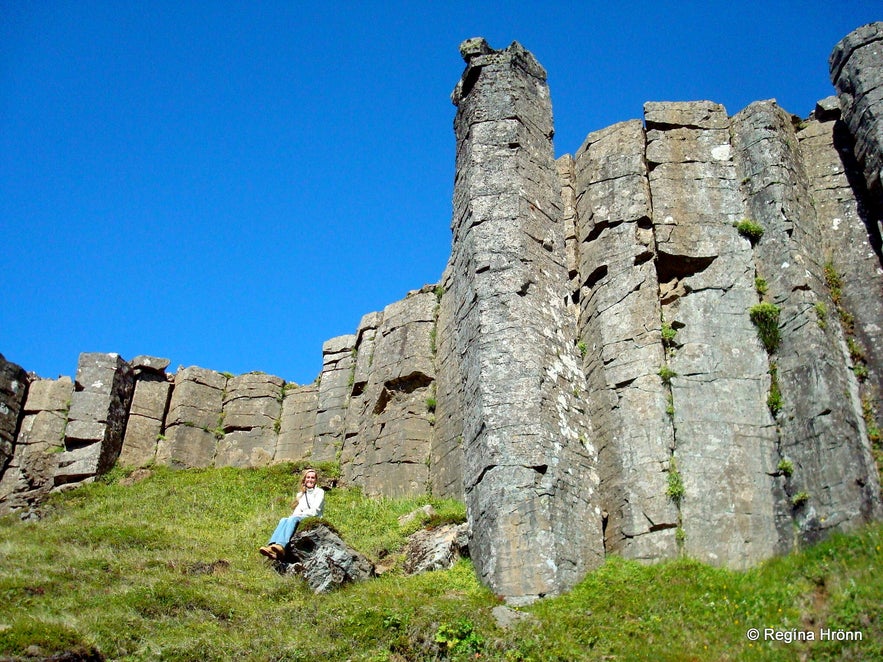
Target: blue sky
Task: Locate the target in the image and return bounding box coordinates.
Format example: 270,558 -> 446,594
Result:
2,2 -> 879,384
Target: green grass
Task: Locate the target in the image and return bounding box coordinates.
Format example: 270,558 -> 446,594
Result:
1,465 -> 881,660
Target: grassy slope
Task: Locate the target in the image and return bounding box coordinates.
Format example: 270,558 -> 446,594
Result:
0,464 -> 880,661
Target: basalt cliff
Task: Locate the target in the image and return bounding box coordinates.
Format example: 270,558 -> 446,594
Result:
3,23 -> 883,603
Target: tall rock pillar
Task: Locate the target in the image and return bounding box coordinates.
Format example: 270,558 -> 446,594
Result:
448,38 -> 603,602
830,22 -> 883,202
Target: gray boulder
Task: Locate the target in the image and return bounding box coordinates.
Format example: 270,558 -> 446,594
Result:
403,522 -> 469,575
277,523 -> 375,594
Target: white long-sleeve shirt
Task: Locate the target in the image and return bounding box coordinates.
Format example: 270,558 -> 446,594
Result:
291,486 -> 325,518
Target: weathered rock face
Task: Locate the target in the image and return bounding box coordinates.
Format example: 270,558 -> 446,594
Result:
156,366 -> 227,469
276,383 -> 318,462
0,376 -> 73,517
216,372 -> 284,468
732,100 -> 880,545
448,39 -> 604,602
571,120 -> 677,561
342,289 -> 438,497
2,22 -> 882,603
55,353 -> 134,486
313,335 -> 357,463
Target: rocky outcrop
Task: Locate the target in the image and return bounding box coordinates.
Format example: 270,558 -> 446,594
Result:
342,289 -> 438,497
276,383 -> 318,462
571,120 -> 677,561
2,22 -> 883,604
156,366 -> 227,469
216,372 -> 284,468
732,100 -> 880,544
313,335 -> 356,463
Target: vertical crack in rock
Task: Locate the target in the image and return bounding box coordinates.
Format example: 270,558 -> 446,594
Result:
118,357 -> 172,468
449,38 -> 603,602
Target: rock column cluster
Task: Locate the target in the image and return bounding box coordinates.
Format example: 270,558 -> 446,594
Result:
2,22 -> 883,604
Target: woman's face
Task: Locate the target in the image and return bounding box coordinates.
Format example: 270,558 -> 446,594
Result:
304,472 -> 317,488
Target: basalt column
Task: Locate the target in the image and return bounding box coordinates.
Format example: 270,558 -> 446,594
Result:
449,38 -> 603,602
830,22 -> 883,203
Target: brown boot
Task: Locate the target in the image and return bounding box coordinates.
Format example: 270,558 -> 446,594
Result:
259,546 -> 275,559
270,544 -> 286,559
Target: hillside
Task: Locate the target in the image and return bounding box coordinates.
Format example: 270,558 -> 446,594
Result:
1,464 -> 880,661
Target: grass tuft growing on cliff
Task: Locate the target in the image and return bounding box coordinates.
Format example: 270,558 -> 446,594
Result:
750,302 -> 782,353
1,465 -> 881,660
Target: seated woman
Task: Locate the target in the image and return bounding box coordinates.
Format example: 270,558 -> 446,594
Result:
259,467 -> 324,560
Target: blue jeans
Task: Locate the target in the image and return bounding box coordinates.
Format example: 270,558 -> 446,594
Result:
268,516 -> 302,546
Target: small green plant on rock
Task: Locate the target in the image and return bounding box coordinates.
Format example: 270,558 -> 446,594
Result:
577,340 -> 588,357
853,364 -> 869,382
777,459 -> 794,477
658,365 -> 677,384
824,262 -> 843,302
791,491 -> 810,508
814,302 -> 827,329
749,302 -> 781,353
429,326 -> 438,355
666,460 -> 685,505
755,277 -> 768,297
847,337 -> 866,364
862,395 -> 882,444
661,322 -> 677,347
735,219 -> 764,245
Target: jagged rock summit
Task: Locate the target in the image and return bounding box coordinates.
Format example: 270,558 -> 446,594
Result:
3,23 -> 883,603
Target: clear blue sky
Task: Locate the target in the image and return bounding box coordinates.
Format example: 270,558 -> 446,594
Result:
2,2 -> 879,384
